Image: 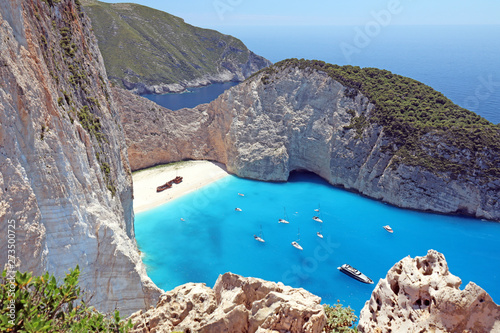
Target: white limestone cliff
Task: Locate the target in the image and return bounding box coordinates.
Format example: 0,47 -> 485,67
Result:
358,250 -> 500,332
0,0 -> 159,315
115,64 -> 500,221
129,272 -> 326,333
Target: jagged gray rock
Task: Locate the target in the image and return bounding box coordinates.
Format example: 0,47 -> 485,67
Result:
129,272 -> 326,333
358,250 -> 500,332
0,0 -> 159,315
115,63 -> 500,220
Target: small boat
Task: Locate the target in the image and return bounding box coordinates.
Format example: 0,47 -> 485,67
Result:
238,193 -> 245,197
254,225 -> 265,243
314,203 -> 320,212
337,264 -> 373,284
180,218 -> 185,221
383,225 -> 393,233
235,208 -> 242,212
312,216 -> 323,223
278,208 -> 289,224
254,235 -> 265,243
317,222 -> 324,238
291,228 -> 303,250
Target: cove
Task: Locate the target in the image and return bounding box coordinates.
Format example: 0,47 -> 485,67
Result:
135,171 -> 500,314
142,81 -> 240,110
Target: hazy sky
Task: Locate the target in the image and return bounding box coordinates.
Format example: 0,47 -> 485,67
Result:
99,0 -> 500,28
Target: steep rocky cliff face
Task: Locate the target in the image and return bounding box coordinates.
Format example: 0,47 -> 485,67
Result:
116,60 -> 500,221
82,0 -> 272,94
129,272 -> 326,333
0,0 -> 159,315
358,250 -> 500,332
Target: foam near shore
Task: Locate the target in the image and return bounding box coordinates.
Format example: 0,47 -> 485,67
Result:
132,160 -> 229,213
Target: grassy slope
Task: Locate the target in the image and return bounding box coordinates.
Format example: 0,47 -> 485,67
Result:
256,59 -> 500,180
82,0 -> 252,86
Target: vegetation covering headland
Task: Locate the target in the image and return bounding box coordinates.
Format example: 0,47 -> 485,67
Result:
255,59 -> 500,180
82,0 -> 270,91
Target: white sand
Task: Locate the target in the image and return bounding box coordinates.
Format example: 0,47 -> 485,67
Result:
132,160 -> 229,213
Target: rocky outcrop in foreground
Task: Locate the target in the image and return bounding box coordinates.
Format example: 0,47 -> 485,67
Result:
115,60 -> 500,221
82,0 -> 271,94
358,250 -> 500,332
0,0 -> 159,315
129,272 -> 326,333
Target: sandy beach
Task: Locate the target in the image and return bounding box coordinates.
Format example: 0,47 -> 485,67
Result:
132,160 -> 229,213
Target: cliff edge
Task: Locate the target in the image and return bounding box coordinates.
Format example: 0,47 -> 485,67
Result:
82,0 -> 272,94
358,250 -> 500,332
129,272 -> 326,333
0,0 -> 159,315
115,59 -> 500,220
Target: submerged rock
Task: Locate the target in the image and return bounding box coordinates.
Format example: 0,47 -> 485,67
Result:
129,272 -> 326,333
358,250 -> 500,332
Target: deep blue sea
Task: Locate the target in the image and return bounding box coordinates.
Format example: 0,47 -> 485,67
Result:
136,25 -> 500,315
135,172 -> 500,314
145,25 -> 500,124
142,81 -> 239,110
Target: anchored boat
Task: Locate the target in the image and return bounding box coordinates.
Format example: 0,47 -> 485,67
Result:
254,225 -> 265,243
338,264 -> 373,284
278,208 -> 290,224
291,228 -> 303,250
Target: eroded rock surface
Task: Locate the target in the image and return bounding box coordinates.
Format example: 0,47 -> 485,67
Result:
129,272 -> 326,333
0,0 -> 159,315
115,62 -> 500,220
358,250 -> 500,332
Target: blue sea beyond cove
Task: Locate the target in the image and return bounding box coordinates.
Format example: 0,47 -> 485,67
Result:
144,25 -> 500,124
135,172 -> 500,314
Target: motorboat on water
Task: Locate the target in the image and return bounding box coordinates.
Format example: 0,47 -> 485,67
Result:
337,264 -> 373,284
316,231 -> 324,238
312,216 -> 323,223
238,193 -> 245,197
235,208 -> 242,212
383,225 -> 393,233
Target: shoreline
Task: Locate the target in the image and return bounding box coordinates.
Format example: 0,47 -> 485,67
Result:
132,160 -> 230,214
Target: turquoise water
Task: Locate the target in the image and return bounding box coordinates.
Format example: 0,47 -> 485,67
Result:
135,172 -> 500,314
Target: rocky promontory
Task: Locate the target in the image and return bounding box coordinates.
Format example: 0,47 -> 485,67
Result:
116,59 -> 500,221
82,0 -> 272,94
129,272 -> 326,333
0,0 -> 159,315
358,250 -> 500,332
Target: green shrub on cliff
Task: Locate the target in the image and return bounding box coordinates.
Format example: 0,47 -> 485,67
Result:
323,302 -> 358,332
0,267 -> 132,332
255,59 -> 500,179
